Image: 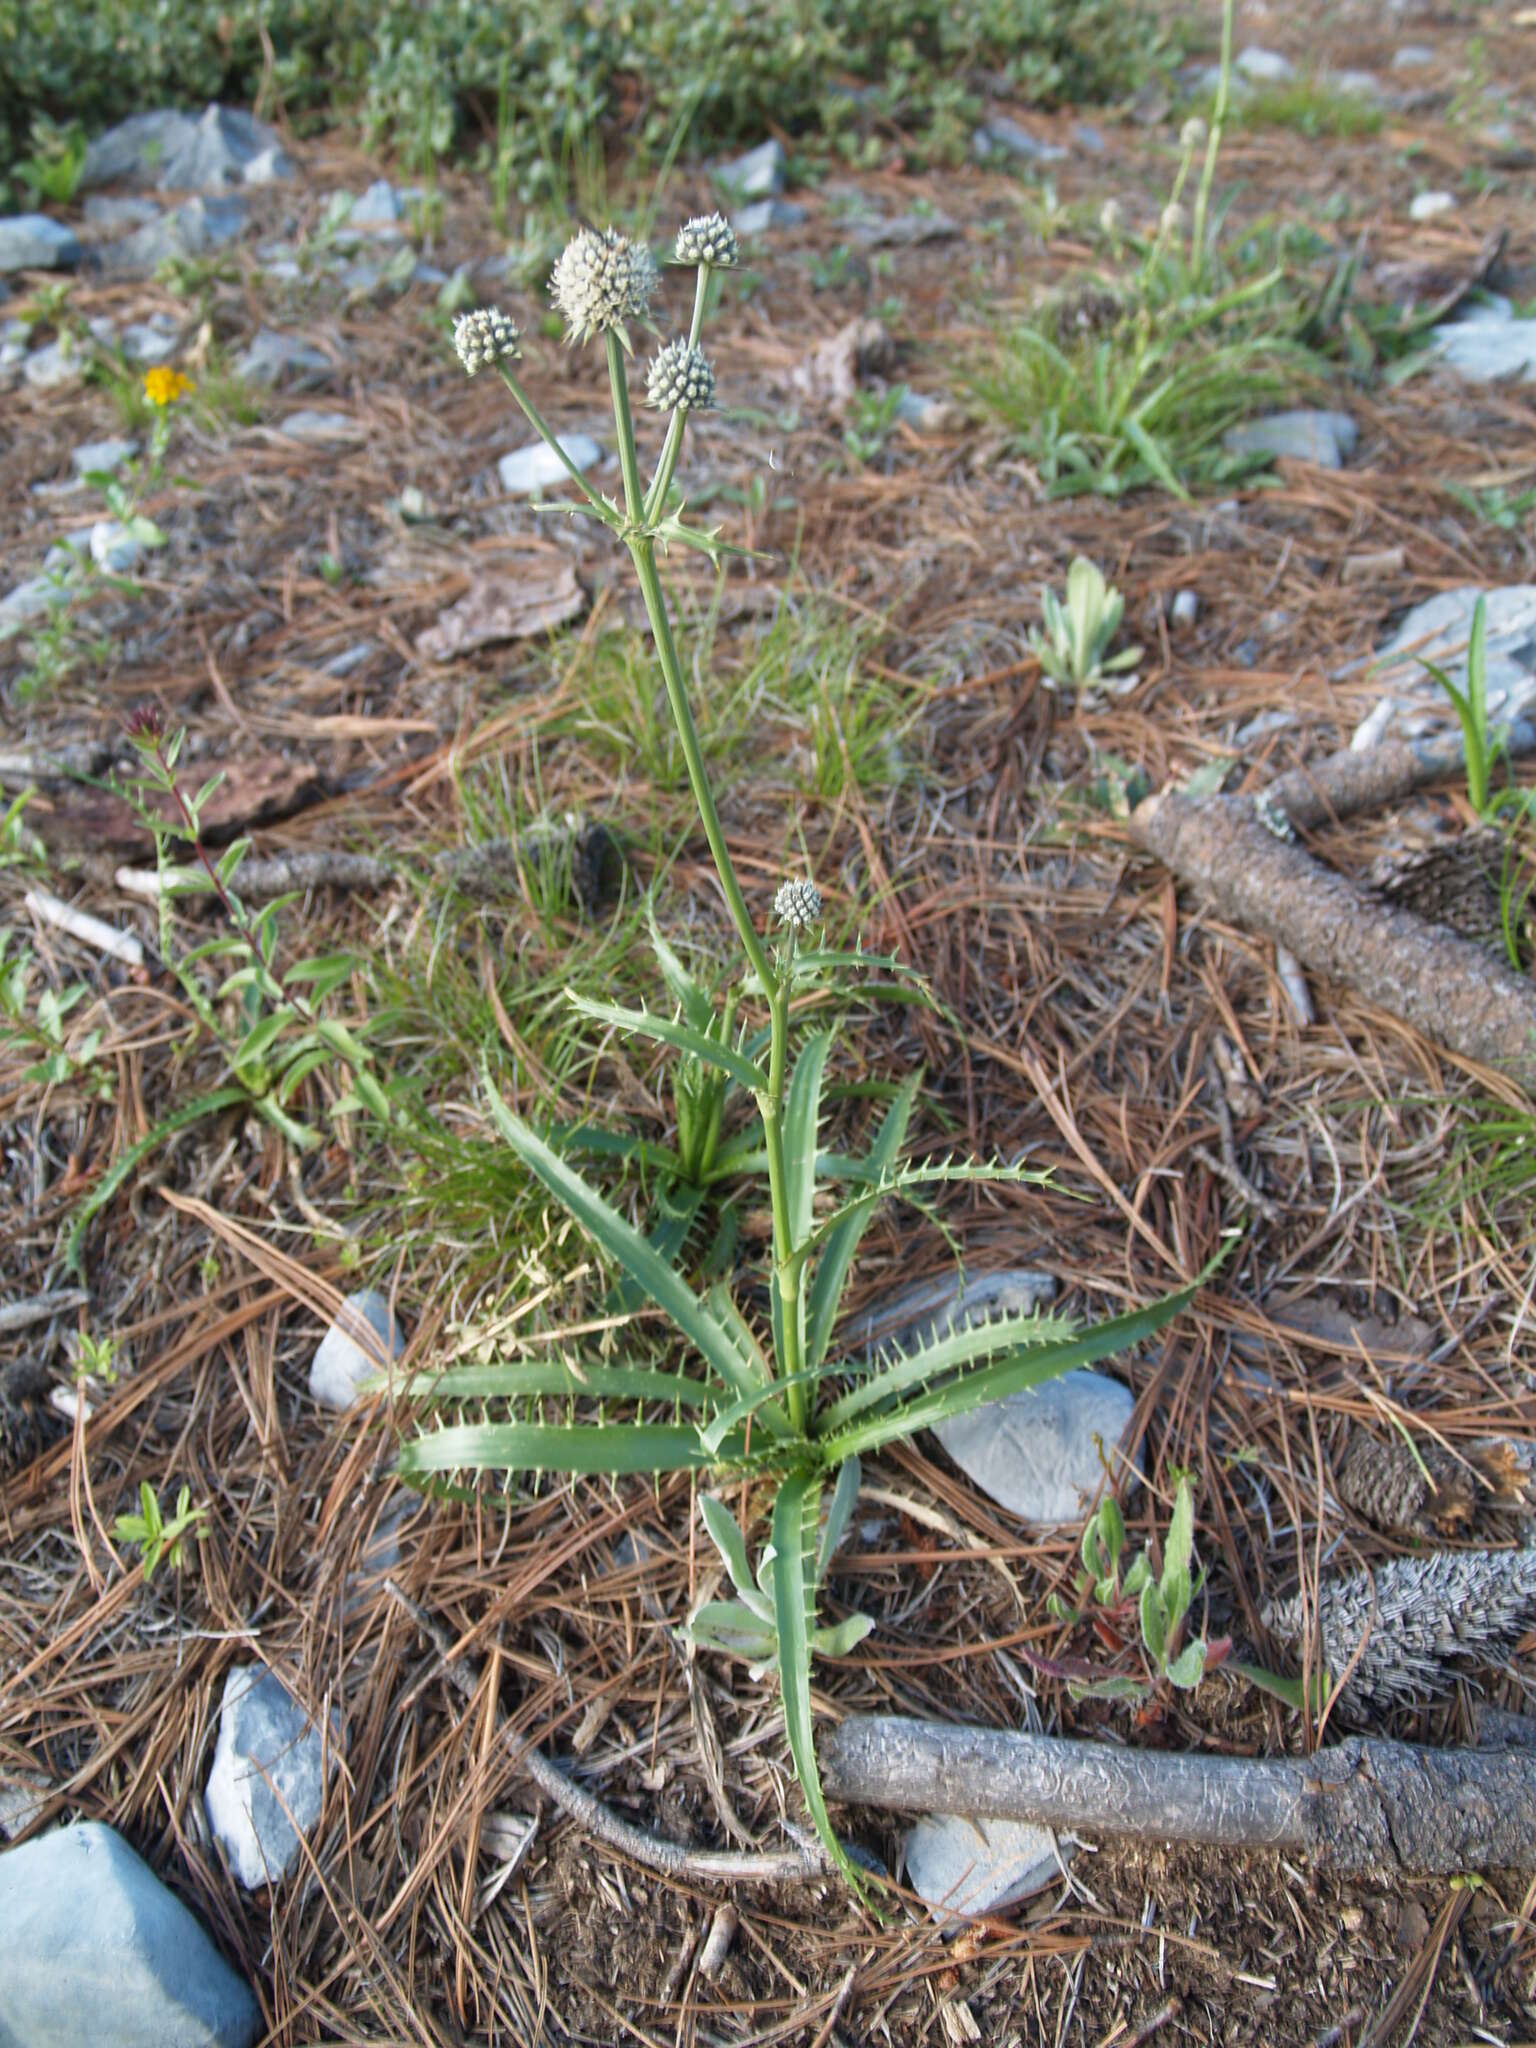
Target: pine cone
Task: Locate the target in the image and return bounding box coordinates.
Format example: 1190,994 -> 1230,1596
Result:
1339,1431 -> 1534,1538
1264,1548 -> 1536,1723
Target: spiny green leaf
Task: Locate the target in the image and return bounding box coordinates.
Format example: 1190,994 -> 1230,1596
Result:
566,992 -> 764,1091
806,1073 -> 920,1372
397,1419 -> 720,1478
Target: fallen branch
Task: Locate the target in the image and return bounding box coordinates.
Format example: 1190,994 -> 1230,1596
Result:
1130,789 -> 1536,1083
0,1289 -> 90,1337
820,1715 -> 1536,1876
384,1580 -> 833,1885
1263,717 -> 1536,834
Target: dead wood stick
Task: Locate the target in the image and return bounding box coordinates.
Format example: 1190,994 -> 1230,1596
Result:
820,1715 -> 1536,1876
0,1288 -> 90,1337
384,1580 -> 833,1885
1265,718 -> 1536,834
1130,789 -> 1536,1083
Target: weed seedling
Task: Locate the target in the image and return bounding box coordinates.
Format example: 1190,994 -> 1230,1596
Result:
113,1483 -> 206,1580
1030,557 -> 1143,696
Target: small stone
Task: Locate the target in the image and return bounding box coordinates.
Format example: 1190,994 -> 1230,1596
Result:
0,1781 -> 48,1840
732,198 -> 809,236
205,1664 -> 338,1890
280,409 -> 364,444
309,1287 -> 404,1410
1409,189 -> 1456,221
105,195 -> 248,277
21,337 -> 85,389
0,1820 -> 261,2047
82,104 -> 293,194
935,1368 -> 1142,1526
0,214 -> 82,274
715,138 -> 786,199
1366,586 -> 1536,730
905,1814 -> 1065,1923
0,577 -> 60,634
894,389 -> 967,434
855,1267 -> 1060,1359
1224,408 -> 1359,468
89,520 -> 144,572
1328,69 -> 1384,99
497,432 -> 603,495
261,257 -> 303,283
118,314 -> 182,365
1391,44 -> 1437,70
234,327 -> 338,389
1235,46 -> 1296,83
1072,122 -> 1108,153
1430,314 -> 1536,383
854,209 -> 959,248
82,194 -> 162,230
973,116 -> 1068,164
348,179 -> 403,227
1171,588 -> 1200,628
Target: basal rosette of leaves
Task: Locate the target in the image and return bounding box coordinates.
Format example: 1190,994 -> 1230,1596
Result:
394,217 -> 1209,1898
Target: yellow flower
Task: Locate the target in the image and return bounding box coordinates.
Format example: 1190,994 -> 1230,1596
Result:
143,367 -> 194,408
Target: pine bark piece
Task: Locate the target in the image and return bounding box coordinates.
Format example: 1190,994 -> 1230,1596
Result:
819,1716 -> 1536,1875
1263,717 -> 1536,833
1129,789 -> 1536,1083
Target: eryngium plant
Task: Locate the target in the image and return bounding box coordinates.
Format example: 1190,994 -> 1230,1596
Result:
408,217 -> 1202,1894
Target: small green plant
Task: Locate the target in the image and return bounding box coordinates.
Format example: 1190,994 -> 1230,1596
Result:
1236,81 -> 1383,141
1445,480 -> 1536,535
396,222 -> 1207,1897
1043,1476 -> 1227,1700
14,114 -> 88,205
73,1331 -> 123,1384
113,1482 -> 206,1579
1419,595 -> 1500,819
0,933 -> 111,1096
1030,557 -> 1142,694
843,383 -> 908,466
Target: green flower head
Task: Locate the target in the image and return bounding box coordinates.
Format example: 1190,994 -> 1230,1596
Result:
550,226 -> 658,347
645,340 -> 715,413
675,212 -> 739,269
453,306 -> 521,375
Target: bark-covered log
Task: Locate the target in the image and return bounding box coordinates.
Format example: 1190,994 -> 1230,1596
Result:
1264,719 -> 1536,833
1129,789 -> 1536,1083
820,1716 -> 1536,1875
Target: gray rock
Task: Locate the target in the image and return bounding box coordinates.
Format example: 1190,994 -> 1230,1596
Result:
497,432 -> 603,495
279,409 -> 363,444
1361,585 -> 1536,738
82,105 -> 294,194
1328,69 -> 1384,100
119,312 -> 183,365
894,389 -> 966,434
309,1288 -> 404,1410
234,328 -> 338,389
854,209 -> 959,248
0,1780 -> 48,1840
348,179 -> 404,227
0,214 -> 82,274
935,1368 -> 1141,1525
89,519 -> 145,572
21,336 -> 86,389
732,198 -> 809,236
1235,46 -> 1296,83
0,576 -> 61,635
1223,408 -> 1359,468
82,194 -> 163,229
1072,122 -> 1107,153
973,116 -> 1068,164
0,1820 -> 261,2047
1170,588 -> 1200,628
205,1664 -> 338,1889
1391,44 -> 1437,70
715,138 -> 786,199
1431,311 -> 1536,383
105,195 -> 248,277
904,1814 -> 1065,1922
1409,189 -> 1456,221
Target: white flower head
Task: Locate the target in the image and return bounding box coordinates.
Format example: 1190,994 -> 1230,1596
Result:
453,306 -> 522,376
675,212 -> 739,269
646,339 -> 715,413
1179,115 -> 1208,152
774,878 -> 822,930
550,226 -> 658,347
1160,201 -> 1188,236
1098,198 -> 1123,237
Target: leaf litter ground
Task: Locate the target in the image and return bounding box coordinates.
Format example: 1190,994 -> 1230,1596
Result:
4,6 -> 1536,2042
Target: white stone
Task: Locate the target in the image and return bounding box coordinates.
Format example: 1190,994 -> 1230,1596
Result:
1171,589 -> 1200,628
973,116 -> 1068,163
1360,585 -> 1536,740
1235,46 -> 1296,83
934,1368 -> 1142,1525
0,577 -> 60,634
0,1821 -> 261,2047
204,1664 -> 338,1890
854,1267 -> 1060,1359
349,179 -> 403,227
309,1287 -> 404,1410
1224,408 -> 1358,468
733,199 -> 810,236
715,138 -> 786,198
1391,44 -> 1436,69
1409,189 -> 1456,221
0,214 -> 81,274
105,195 -> 247,278
21,338 -> 84,390
82,105 -> 293,193
497,433 -> 603,495
235,328 -> 338,388
71,438 -> 139,478
118,314 -> 181,365
89,520 -> 143,572
280,409 -> 364,443
905,1814 -> 1065,1922
1431,314 -> 1536,383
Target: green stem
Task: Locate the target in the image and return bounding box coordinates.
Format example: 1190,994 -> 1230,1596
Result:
1190,0 -> 1234,287
763,979 -> 808,1433
605,331 -> 645,525
644,266 -> 712,524
497,367 -> 618,526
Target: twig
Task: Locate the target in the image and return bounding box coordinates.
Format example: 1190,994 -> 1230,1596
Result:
1120,1997 -> 1183,2048
0,1288 -> 90,1337
1191,1145 -> 1281,1226
1264,718 -> 1536,834
24,888 -> 143,969
820,1715 -> 1536,1875
384,1580 -> 833,1885
115,851 -> 393,901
